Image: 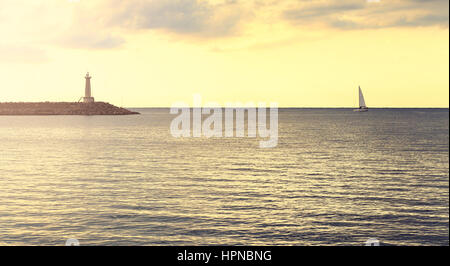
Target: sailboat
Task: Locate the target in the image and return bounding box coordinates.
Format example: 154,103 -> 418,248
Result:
353,86 -> 368,112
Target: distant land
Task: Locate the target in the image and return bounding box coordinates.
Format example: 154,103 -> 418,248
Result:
0,102 -> 139,116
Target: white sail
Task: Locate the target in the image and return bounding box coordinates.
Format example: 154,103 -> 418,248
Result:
359,86 -> 366,108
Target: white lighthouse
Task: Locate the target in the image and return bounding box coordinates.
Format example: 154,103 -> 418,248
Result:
83,72 -> 95,103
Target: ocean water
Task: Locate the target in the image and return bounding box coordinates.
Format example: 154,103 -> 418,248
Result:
0,108 -> 448,246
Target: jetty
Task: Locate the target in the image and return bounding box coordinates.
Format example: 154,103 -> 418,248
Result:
0,72 -> 139,116
0,102 -> 139,116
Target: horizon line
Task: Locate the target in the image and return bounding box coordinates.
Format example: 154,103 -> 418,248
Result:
126,106 -> 450,109
1,102 -> 448,109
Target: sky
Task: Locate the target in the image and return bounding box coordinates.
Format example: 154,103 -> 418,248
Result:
0,0 -> 448,107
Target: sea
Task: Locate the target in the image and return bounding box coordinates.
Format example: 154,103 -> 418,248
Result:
0,108 -> 448,246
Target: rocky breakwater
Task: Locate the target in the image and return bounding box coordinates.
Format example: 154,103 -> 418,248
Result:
0,102 -> 139,115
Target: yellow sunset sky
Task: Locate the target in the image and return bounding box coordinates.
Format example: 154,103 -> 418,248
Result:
0,0 -> 448,107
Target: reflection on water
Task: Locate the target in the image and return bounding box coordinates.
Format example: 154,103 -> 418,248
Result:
0,109 -> 448,246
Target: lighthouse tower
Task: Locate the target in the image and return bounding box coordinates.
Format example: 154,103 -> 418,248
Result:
83,72 -> 95,103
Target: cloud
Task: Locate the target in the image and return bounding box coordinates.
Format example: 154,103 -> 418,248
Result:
0,0 -> 447,52
282,0 -> 449,29
70,0 -> 448,42
59,0 -> 447,49
81,0 -> 246,38
49,0 -> 246,49
124,0 -> 240,36
284,1 -> 366,21
394,14 -> 449,27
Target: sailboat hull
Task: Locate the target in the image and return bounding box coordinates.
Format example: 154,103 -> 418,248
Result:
353,108 -> 368,112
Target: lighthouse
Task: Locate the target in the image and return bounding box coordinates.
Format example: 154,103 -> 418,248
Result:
83,72 -> 95,103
